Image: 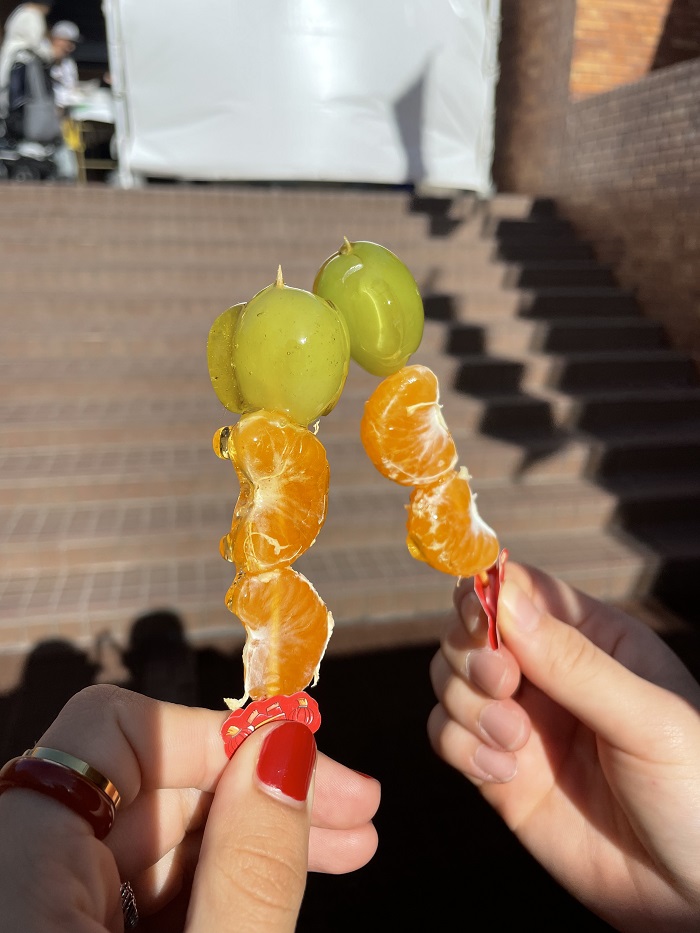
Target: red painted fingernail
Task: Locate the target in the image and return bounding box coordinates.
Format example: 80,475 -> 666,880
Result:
353,769 -> 376,781
256,721 -> 316,802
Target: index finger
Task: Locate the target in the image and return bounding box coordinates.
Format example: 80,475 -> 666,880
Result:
39,684 -> 229,806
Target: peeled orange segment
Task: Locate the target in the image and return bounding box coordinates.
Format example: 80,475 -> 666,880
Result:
215,411 -> 329,573
406,468 -> 500,578
360,364 -> 458,486
226,567 -> 334,701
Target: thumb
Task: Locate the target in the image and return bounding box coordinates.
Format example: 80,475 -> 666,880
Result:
186,720 -> 316,933
497,577 -> 672,753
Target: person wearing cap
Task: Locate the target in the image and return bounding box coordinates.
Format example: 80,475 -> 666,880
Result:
49,19 -> 82,112
47,19 -> 84,181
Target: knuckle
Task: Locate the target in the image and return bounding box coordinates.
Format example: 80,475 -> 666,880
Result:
544,623 -> 599,688
219,829 -> 306,914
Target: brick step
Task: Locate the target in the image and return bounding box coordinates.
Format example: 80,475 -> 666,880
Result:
327,378 -> 528,435
0,531 -> 655,654
444,349 -> 696,397
0,433 -> 592,506
496,237 -> 595,262
484,216 -> 575,238
485,195 -> 557,219
573,388 -> 700,437
594,440 -> 700,482
601,473 -> 700,502
0,391 -> 555,452
521,385 -> 700,437
504,261 -> 617,289
0,229 -> 451,259
0,258 -> 504,301
0,332 -> 216,359
0,185 -> 456,220
0,185 -> 541,225
0,354 -> 460,401
0,285 -> 504,319
0,226 -> 480,258
0,191 -> 429,219
0,322 -> 444,359
616,495 -> 700,546
521,348 -> 696,394
446,317 -> 668,355
430,288 -> 641,322
621,523 -> 700,569
0,481 -> 618,563
0,396 -> 219,429
0,375 -> 497,440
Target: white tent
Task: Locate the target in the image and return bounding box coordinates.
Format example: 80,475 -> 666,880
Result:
103,0 -> 500,192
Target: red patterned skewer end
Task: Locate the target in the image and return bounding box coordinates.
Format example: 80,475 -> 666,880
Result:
221,692 -> 321,758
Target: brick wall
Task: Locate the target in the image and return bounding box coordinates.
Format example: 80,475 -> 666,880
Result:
554,58 -> 700,354
494,0 -> 700,359
570,1 -> 700,99
570,0 -> 670,98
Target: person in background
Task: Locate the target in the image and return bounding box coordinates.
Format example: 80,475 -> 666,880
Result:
429,560 -> 700,931
49,19 -> 82,113
46,18 -> 82,180
0,2 -> 53,116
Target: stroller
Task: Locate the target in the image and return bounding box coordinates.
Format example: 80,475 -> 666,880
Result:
0,125 -> 58,180
0,52 -> 60,182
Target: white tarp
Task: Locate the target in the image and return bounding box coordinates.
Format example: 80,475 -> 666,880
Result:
103,0 -> 500,192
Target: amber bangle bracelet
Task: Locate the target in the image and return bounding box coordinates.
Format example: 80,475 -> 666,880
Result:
0,753 -> 118,840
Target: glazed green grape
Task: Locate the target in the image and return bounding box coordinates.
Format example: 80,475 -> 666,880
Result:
207,302 -> 246,413
207,270 -> 351,426
313,239 -> 424,377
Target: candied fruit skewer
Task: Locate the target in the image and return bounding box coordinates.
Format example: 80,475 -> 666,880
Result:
360,363 -> 503,648
314,239 -> 504,647
207,269 -> 349,740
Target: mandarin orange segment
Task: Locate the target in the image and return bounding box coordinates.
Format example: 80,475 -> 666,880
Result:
226,566 -> 334,700
215,410 -> 329,573
360,364 -> 458,486
406,468 -> 499,578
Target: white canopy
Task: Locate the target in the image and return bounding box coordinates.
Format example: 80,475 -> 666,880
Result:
104,0 -> 500,192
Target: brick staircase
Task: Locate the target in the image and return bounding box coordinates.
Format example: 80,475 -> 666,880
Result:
0,182 -> 698,684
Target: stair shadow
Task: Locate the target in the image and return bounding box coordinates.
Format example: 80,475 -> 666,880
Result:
424,293 -> 566,479
408,194 -> 475,237
428,196 -> 700,626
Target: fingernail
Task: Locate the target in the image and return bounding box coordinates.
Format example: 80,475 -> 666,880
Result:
256,722 -> 316,803
479,703 -> 525,750
466,648 -> 508,695
473,745 -> 517,783
352,769 -> 377,781
500,581 -> 538,632
461,592 -> 487,638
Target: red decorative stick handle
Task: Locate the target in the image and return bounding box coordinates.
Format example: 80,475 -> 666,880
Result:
221,692 -> 321,758
474,548 -> 509,650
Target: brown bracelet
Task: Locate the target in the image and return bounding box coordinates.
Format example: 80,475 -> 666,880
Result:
0,747 -> 121,840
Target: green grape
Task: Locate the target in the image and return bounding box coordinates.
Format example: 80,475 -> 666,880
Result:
207,270 -> 351,426
313,239 -> 424,377
207,303 -> 246,413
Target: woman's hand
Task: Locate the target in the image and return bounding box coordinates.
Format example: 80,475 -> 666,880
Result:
0,684 -> 380,931
428,561 -> 700,933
